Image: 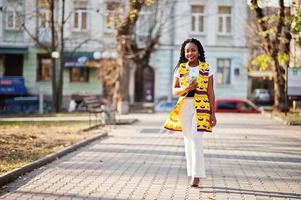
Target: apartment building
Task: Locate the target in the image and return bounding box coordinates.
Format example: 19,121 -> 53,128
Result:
0,0 -> 249,110
154,0 -> 249,101
0,0 -> 116,109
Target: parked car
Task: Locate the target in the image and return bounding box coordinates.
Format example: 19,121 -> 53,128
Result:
251,89 -> 272,104
215,99 -> 261,113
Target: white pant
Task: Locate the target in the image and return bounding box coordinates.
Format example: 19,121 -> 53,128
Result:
179,98 -> 206,178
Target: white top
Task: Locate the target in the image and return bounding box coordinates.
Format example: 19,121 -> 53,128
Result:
174,65 -> 213,78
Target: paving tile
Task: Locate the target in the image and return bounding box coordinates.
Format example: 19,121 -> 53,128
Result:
1,113 -> 301,200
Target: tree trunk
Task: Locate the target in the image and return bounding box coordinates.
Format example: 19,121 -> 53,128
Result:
95,60 -> 118,104
250,0 -> 289,112
282,10 -> 292,113
50,0 -> 57,112
56,0 -> 65,113
114,58 -> 130,113
113,35 -> 133,113
272,57 -> 285,111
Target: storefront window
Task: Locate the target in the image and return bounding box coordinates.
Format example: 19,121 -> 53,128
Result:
37,55 -> 52,81
70,68 -> 89,82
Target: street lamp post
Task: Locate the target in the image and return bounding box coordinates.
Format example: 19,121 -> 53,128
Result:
51,51 -> 60,112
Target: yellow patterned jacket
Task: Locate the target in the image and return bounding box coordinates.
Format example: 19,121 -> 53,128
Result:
164,61 -> 212,132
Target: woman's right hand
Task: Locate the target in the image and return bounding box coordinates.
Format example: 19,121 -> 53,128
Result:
184,81 -> 198,93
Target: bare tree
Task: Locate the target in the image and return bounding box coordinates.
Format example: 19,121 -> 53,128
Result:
96,0 -> 175,113
22,0 -> 105,112
20,0 -> 65,112
250,0 -> 292,111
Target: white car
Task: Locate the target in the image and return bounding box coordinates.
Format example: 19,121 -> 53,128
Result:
252,89 -> 272,104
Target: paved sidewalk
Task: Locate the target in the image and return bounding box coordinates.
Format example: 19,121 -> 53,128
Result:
0,113 -> 301,200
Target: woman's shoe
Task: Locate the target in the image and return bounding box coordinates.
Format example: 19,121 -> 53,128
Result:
190,177 -> 200,187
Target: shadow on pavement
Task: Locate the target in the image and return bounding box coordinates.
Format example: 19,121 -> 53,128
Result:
200,187 -> 301,199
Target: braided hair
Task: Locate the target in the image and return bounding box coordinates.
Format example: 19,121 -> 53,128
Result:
174,38 -> 205,71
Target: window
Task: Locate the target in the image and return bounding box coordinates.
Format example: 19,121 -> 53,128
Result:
136,8 -> 152,43
234,68 -> 240,76
37,55 -> 52,81
37,1 -> 51,43
216,58 -> 231,85
239,102 -> 254,112
38,0 -> 50,28
73,1 -> 88,32
39,10 -> 50,28
218,6 -> 231,34
191,5 -> 205,34
38,9 -> 51,43
5,9 -> 22,30
70,68 -> 89,82
217,102 -> 237,110
105,2 -> 120,32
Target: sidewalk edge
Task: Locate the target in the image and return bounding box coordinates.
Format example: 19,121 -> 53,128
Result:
262,111 -> 301,125
0,131 -> 108,187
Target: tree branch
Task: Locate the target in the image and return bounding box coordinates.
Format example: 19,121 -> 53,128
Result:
273,0 -> 285,57
117,1 -> 144,36
131,0 -> 175,65
250,0 -> 273,53
22,24 -> 51,51
66,38 -> 105,57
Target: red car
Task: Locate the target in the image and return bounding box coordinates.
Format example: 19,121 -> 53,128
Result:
215,99 -> 261,113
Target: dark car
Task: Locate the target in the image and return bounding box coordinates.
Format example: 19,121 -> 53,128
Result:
215,99 -> 261,113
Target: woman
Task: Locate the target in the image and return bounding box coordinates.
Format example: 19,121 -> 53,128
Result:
164,38 -> 217,187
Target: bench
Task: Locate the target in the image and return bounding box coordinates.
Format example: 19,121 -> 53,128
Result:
83,96 -> 116,127
4,96 -> 38,114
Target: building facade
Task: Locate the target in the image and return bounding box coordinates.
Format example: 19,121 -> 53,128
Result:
0,0 -> 116,109
0,0 -> 249,111
152,0 -> 249,102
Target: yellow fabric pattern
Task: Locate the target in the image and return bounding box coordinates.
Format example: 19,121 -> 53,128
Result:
164,61 -> 212,132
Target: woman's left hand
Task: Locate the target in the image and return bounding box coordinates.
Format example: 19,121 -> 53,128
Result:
210,114 -> 217,127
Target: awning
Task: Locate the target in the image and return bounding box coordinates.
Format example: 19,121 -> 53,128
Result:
0,76 -> 26,95
64,52 -> 95,68
0,47 -> 28,54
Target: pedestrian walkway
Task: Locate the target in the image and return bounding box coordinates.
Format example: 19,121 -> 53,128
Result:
1,113 -> 301,200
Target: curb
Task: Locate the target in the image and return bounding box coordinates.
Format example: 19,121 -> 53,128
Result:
0,131 -> 108,187
116,118 -> 138,125
262,111 -> 287,124
0,118 -> 139,124
262,111 -> 301,125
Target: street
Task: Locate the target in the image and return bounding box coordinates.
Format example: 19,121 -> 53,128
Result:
1,113 -> 301,200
